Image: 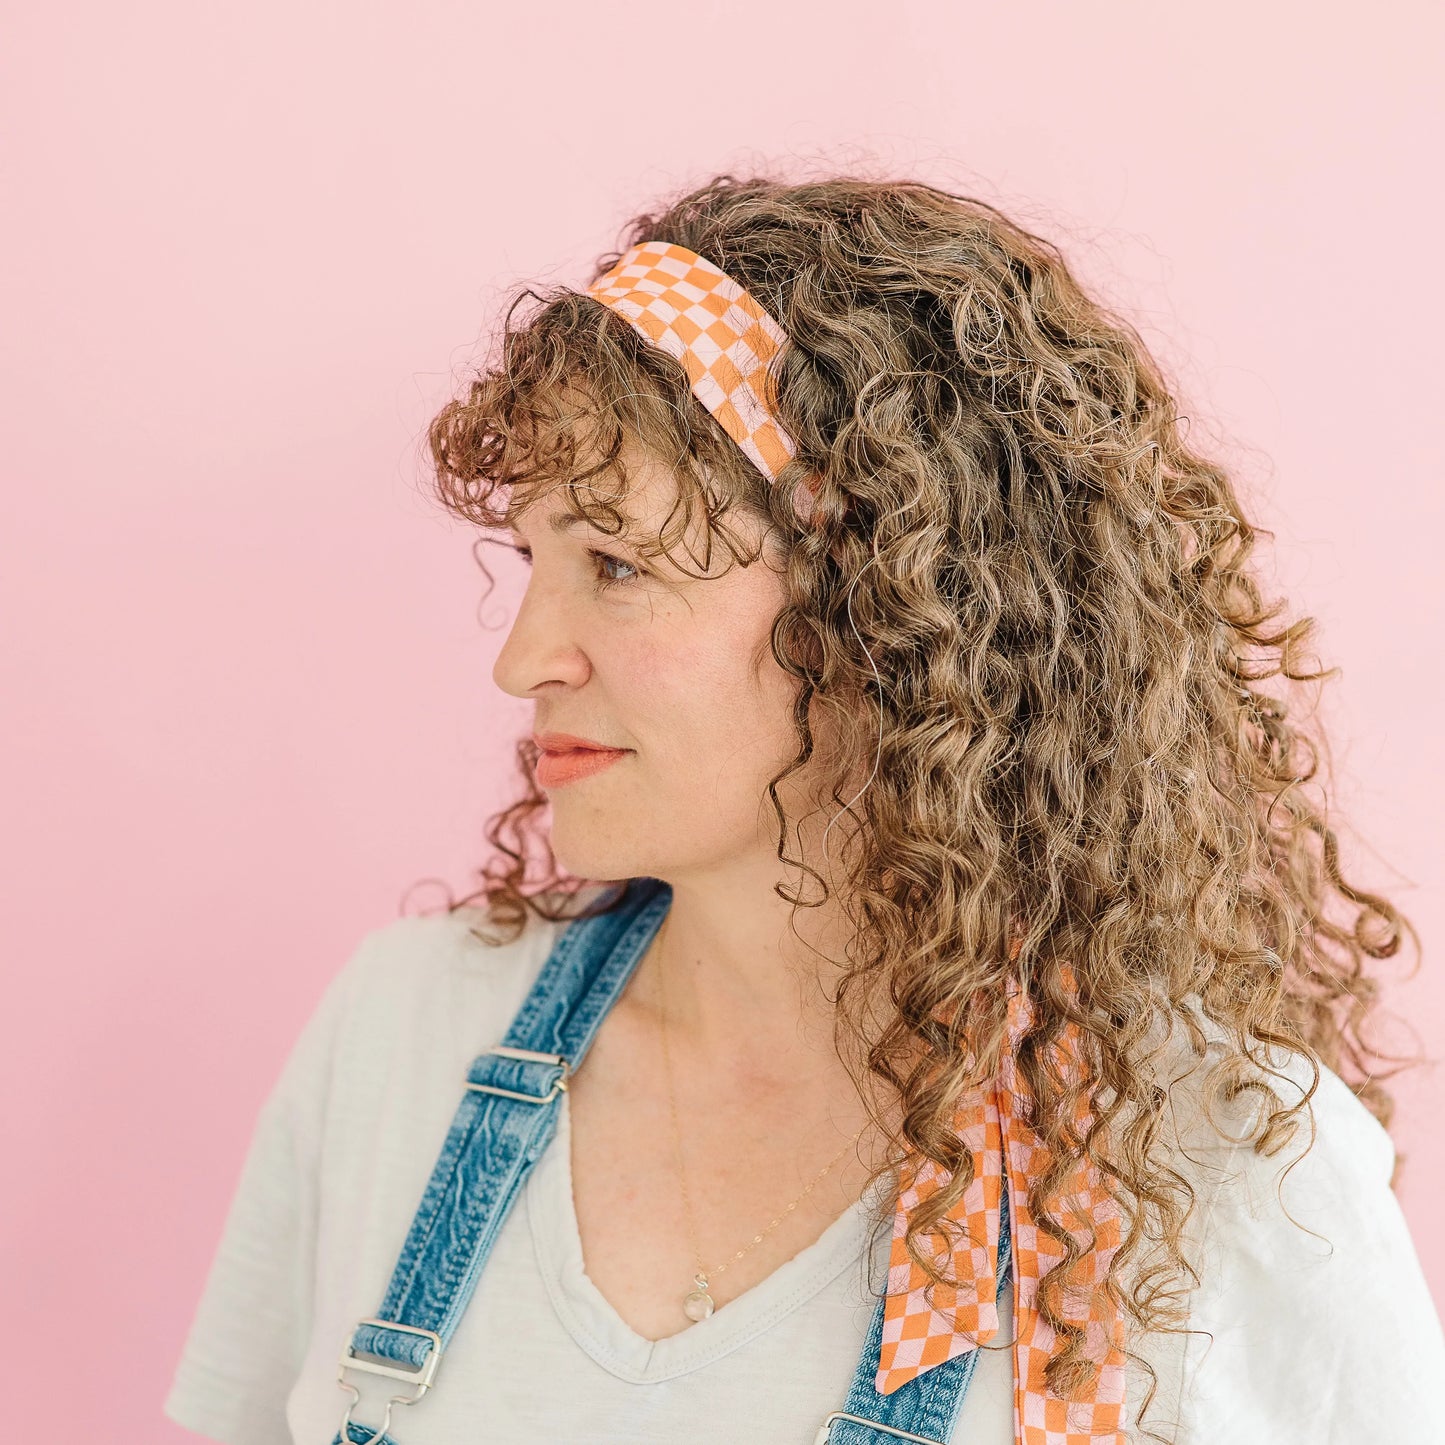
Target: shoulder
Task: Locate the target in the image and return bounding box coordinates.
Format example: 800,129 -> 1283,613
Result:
244,903 -> 540,1138
1139,999 -> 1395,1199
328,885 -> 614,1044
337,905 -> 549,1009
309,884 -> 622,1095
1181,1048 -> 1400,1294
1153,1017 -> 1408,1314
1153,1030 -> 1445,1443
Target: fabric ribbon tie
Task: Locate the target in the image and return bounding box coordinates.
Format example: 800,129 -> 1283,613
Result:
878,966 -> 1128,1445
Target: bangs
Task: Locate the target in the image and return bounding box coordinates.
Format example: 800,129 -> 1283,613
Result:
426,287 -> 768,568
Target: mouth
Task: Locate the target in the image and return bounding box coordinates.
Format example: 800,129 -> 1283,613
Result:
535,745 -> 631,790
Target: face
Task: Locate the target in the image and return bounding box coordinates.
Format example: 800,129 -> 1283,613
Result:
490,442 -> 834,888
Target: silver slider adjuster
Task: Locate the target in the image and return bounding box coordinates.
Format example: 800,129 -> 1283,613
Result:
813,1413 -> 948,1445
336,1317 -> 443,1443
464,1044 -> 570,1104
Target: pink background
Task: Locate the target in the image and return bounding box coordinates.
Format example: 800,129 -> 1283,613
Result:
3,3 -> 1441,1440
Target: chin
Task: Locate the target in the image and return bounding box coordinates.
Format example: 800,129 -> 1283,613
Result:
547,830 -> 651,887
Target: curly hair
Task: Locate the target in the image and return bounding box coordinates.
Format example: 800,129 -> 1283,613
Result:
415,172 -> 1419,1426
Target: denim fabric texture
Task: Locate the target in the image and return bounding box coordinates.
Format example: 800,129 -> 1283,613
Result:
337,1423 -> 404,1445
824,1189 -> 1013,1445
333,875 -> 1000,1445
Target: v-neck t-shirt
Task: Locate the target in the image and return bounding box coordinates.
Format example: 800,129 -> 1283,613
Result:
524,1088 -> 1014,1434
161,906 -> 1445,1445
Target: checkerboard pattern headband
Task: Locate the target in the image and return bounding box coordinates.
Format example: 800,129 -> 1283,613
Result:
584,240 -> 821,525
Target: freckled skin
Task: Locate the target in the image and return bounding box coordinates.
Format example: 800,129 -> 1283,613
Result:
491,444 -> 889,1341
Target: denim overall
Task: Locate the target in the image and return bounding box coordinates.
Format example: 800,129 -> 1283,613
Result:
333,876 -> 1013,1445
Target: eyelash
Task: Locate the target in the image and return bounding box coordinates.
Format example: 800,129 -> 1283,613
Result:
507,543 -> 641,590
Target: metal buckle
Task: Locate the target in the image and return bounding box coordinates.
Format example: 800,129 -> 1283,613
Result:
812,1412 -> 948,1445
336,1317 -> 443,1443
464,1044 -> 570,1104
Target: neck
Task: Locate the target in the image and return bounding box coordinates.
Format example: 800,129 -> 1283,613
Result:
645,866 -> 859,1068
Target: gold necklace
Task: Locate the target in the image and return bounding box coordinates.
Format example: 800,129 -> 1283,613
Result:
653,914 -> 869,1323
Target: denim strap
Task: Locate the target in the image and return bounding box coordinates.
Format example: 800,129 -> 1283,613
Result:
816,1184 -> 1013,1445
334,877 -> 671,1444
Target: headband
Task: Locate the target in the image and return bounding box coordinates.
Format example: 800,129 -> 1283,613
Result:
584,240 -> 820,525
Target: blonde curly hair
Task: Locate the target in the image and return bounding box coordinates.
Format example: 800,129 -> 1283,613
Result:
415,171 -> 1418,1424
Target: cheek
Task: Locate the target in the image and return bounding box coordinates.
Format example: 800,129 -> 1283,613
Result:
645,640 -> 797,768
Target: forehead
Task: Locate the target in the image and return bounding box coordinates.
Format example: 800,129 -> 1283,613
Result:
502,453 -> 667,540
504,507 -> 629,538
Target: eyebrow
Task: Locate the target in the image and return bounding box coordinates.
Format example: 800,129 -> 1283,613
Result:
508,511 -> 637,539
552,513 -> 606,535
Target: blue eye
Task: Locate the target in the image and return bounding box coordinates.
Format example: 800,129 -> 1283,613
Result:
588,548 -> 641,587
507,543 -> 641,589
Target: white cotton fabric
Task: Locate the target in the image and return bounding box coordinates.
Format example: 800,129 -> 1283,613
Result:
162,906 -> 1445,1445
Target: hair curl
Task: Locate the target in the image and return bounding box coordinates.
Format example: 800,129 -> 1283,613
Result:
414,172 -> 1419,1431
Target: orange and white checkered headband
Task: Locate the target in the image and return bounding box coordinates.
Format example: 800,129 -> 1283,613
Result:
584,240 -> 820,525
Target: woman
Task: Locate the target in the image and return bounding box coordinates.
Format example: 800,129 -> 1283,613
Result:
164,174 -> 1445,1445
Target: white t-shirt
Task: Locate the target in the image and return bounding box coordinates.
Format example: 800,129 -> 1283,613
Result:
162,906 -> 1445,1445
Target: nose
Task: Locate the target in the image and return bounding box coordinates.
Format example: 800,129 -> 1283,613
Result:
491,569 -> 592,700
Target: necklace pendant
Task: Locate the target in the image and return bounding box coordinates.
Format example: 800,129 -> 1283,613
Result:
682,1272 -> 715,1322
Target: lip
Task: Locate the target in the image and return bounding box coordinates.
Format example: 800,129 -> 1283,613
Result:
533,731 -> 629,753
535,745 -> 630,789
